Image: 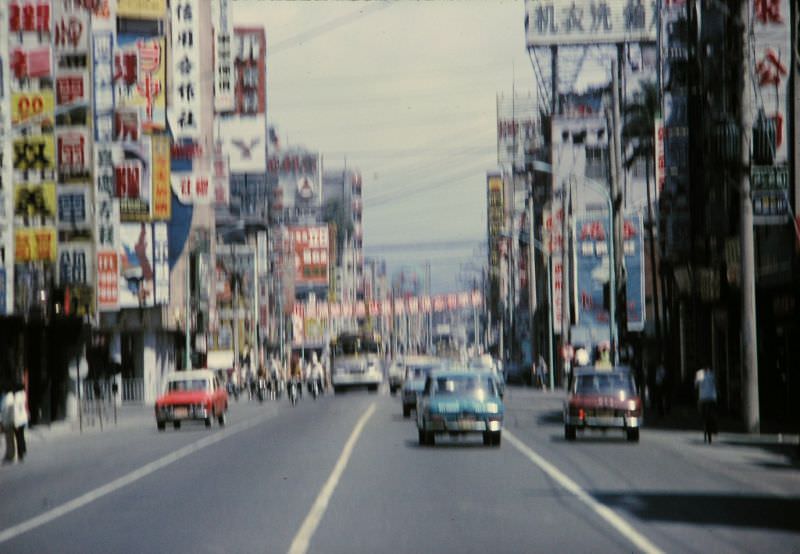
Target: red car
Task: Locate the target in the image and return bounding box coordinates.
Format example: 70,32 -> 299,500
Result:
564,367 -> 642,442
155,370 -> 229,431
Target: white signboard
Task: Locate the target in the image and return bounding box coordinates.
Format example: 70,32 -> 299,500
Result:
525,0 -> 657,46
219,115 -> 266,172
212,0 -> 235,112
171,171 -> 212,205
92,30 -> 115,142
169,0 -> 202,139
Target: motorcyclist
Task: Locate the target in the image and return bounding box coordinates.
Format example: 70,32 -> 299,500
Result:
289,354 -> 303,400
309,352 -> 324,396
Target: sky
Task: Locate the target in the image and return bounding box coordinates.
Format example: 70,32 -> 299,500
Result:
232,0 -> 537,294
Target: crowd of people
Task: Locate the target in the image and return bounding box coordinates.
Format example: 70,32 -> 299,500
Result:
228,352 -> 328,403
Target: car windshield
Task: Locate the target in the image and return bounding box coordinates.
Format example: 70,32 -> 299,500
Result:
168,379 -> 208,392
433,375 -> 496,397
574,373 -> 636,395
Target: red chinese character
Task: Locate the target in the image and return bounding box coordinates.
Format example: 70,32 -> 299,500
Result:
195,178 -> 209,197
754,0 -> 782,24
114,50 -> 138,87
755,48 -> 788,87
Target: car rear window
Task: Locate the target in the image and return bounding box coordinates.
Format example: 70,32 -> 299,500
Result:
574,373 -> 636,395
434,375 -> 496,396
168,379 -> 208,392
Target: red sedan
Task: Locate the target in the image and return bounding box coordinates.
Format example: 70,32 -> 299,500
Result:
155,370 -> 228,431
564,367 -> 642,442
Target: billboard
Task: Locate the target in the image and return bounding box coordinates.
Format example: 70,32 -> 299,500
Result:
525,0 -> 657,46
119,222 -> 154,308
497,93 -> 540,167
114,35 -> 166,133
219,114 -> 266,172
575,214 -> 645,333
116,136 -> 153,220
290,225 -> 330,287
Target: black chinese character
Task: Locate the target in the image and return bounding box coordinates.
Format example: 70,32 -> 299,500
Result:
591,1 -> 613,32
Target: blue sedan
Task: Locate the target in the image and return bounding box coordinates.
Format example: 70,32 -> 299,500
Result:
416,370 -> 504,447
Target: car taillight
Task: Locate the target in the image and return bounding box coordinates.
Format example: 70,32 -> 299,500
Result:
578,408 -> 586,420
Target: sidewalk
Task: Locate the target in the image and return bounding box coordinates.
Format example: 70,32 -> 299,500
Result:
24,403 -> 154,445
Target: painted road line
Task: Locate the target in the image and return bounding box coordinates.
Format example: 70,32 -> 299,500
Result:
288,402 -> 376,554
0,412 -> 273,545
505,429 -> 664,554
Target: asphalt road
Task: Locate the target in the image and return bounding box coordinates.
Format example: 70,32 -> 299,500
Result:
0,387 -> 798,553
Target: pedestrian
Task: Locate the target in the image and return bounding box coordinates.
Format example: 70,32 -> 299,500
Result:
12,381 -> 27,461
695,367 -> 718,443
2,383 -> 16,464
537,355 -> 547,389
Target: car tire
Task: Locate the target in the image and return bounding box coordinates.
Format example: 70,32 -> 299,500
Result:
390,386 -> 397,396
418,429 -> 426,446
483,432 -> 492,446
368,384 -> 378,393
157,421 -> 165,431
173,421 -> 181,430
403,405 -> 411,418
626,428 -> 639,442
218,410 -> 226,426
565,424 -> 576,441
491,431 -> 502,447
427,431 -> 435,446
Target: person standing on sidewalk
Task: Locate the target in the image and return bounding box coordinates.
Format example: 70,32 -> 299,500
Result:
2,383 -> 16,463
12,381 -> 28,461
695,367 -> 718,444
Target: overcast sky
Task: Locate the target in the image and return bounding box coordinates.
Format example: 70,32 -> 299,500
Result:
232,0 -> 536,293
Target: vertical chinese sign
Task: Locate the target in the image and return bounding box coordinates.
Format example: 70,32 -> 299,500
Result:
0,2 -> 13,313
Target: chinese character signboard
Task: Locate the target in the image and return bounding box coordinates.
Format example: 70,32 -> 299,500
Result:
212,0 -> 235,112
752,0 -> 791,164
169,0 -> 201,139
57,241 -> 93,287
11,91 -> 55,127
114,36 -> 165,133
15,227 -> 57,262
497,93 -> 540,167
56,185 -> 91,231
151,135 -> 171,218
575,214 -> 645,333
92,30 -> 115,142
116,137 -> 152,220
117,0 -> 166,19
751,165 -> 790,224
14,182 -> 57,227
525,0 -> 657,46
290,226 -> 330,286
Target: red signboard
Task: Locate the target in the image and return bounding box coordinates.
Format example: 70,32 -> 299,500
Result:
56,75 -> 85,105
115,162 -> 142,199
9,1 -> 51,33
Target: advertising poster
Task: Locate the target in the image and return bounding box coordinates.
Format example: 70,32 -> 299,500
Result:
575,214 -> 645,333
114,35 -> 166,133
119,222 -> 154,308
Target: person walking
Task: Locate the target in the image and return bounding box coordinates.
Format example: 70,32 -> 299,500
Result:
695,367 -> 718,443
12,382 -> 27,461
2,384 -> 16,464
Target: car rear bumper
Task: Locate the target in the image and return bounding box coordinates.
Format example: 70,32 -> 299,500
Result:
332,373 -> 382,387
155,406 -> 210,422
564,415 -> 641,429
421,418 -> 502,433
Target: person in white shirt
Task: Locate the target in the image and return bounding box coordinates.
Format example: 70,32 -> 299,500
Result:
1,385 -> 15,463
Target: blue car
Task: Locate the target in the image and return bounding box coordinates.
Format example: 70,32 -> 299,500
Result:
416,370 -> 504,447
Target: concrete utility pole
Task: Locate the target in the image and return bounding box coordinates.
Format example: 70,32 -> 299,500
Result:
609,55 -> 626,364
738,0 -> 759,432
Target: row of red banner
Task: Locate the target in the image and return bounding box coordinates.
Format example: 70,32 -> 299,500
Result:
294,291 -> 483,320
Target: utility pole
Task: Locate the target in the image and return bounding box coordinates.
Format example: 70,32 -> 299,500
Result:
738,0 -> 759,432
609,55 -> 626,364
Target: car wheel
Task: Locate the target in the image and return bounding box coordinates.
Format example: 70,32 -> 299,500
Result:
368,384 -> 378,393
157,421 -> 165,431
626,428 -> 639,442
565,424 -> 576,441
402,405 -> 411,418
390,386 -> 397,396
491,431 -> 502,447
418,429 -> 426,446
427,431 -> 435,446
483,432 -> 492,446
173,421 -> 181,430
218,410 -> 226,426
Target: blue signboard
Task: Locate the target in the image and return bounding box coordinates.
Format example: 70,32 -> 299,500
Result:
575,214 -> 645,333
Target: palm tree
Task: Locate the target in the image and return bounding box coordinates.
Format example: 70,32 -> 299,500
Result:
622,80 -> 662,361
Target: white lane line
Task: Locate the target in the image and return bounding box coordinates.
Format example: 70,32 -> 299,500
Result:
505,430 -> 664,554
0,414 -> 270,545
288,402 -> 376,554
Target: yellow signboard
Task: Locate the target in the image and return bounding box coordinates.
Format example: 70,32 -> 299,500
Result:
11,91 -> 55,126
14,182 -> 57,223
15,228 -> 57,262
13,135 -> 56,172
151,135 -> 171,219
117,0 -> 167,19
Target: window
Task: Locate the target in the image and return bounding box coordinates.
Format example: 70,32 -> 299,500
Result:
585,145 -> 609,181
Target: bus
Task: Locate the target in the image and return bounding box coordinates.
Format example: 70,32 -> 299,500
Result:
330,332 -> 383,393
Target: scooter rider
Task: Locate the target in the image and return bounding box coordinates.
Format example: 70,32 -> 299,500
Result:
309,352 -> 324,396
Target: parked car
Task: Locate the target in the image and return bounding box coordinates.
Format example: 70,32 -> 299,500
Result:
416,369 -> 504,447
563,366 -> 642,442
155,370 -> 229,431
401,356 -> 443,417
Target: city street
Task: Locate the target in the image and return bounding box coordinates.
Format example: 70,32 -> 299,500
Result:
1,388 -> 798,553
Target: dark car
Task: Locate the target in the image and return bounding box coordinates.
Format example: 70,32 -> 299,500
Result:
563,367 -> 642,442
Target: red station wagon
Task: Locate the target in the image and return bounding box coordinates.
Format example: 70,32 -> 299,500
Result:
155,370 -> 229,431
